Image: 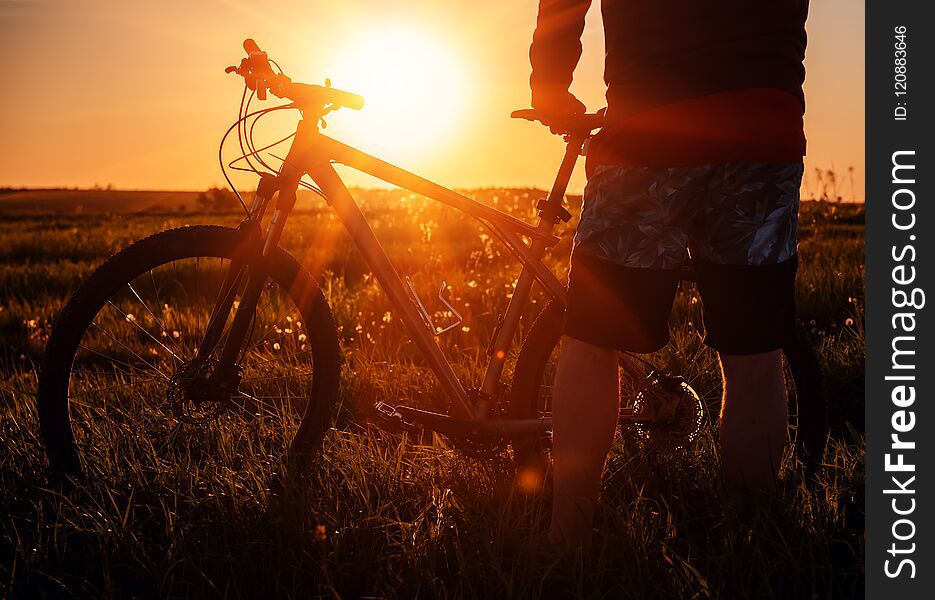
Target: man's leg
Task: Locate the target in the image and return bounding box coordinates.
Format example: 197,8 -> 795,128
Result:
718,350 -> 788,499
547,335 -> 621,549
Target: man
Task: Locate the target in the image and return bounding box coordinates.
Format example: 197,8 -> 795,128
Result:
527,0 -> 809,548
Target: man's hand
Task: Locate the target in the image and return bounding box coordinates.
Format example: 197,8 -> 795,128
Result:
531,86 -> 587,117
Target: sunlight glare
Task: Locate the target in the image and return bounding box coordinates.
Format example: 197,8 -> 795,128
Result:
325,26 -> 468,162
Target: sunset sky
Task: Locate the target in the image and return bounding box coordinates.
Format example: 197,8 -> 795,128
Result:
1,0 -> 864,200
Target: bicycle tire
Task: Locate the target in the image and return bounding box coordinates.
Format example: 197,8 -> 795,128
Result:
37,225 -> 341,479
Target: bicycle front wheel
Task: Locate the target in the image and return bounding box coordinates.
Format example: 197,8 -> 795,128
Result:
38,225 -> 341,480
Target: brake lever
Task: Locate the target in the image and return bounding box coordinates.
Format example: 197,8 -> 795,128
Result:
227,55 -> 272,100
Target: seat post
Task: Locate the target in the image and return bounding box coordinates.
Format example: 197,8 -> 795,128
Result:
536,135 -> 584,232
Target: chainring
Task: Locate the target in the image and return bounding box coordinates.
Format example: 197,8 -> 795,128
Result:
632,372 -> 704,453
446,386 -> 510,459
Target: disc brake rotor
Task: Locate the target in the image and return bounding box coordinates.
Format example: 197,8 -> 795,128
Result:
166,357 -> 237,424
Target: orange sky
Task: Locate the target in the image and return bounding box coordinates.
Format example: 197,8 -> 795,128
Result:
1,0 -> 864,200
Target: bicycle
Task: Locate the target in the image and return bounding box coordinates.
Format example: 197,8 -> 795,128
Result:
37,40 -> 827,483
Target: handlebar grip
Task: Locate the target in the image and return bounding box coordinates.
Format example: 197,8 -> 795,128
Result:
243,38 -> 263,55
329,88 -> 365,111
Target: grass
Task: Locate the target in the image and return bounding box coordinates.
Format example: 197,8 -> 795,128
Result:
0,192 -> 864,598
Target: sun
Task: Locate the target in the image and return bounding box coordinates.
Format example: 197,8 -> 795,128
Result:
324,26 -> 468,163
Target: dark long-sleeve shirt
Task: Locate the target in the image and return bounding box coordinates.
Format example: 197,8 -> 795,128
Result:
530,0 -> 808,119
529,0 -> 809,167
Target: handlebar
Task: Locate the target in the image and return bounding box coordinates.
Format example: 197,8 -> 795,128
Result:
226,38 -> 365,112
511,108 -> 605,138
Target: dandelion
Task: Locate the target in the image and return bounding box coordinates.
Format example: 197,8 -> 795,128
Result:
125,313 -> 136,323
298,333 -> 307,342
461,326 -> 470,333
845,318 -> 854,326
172,330 -> 180,339
272,342 -> 281,351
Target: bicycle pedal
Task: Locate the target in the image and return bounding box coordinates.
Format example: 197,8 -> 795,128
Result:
373,401 -> 419,431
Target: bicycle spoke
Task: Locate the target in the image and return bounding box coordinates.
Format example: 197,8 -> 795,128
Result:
130,278 -> 188,359
248,347 -> 312,367
68,376 -> 161,399
237,394 -> 308,400
73,349 -> 167,379
105,299 -> 184,363
245,304 -> 298,352
81,330 -> 172,381
240,371 -> 313,384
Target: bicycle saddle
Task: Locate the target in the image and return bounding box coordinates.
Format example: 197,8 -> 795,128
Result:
510,108 -> 605,137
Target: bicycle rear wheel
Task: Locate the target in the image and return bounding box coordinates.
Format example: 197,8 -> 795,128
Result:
509,300 -> 828,487
38,225 -> 341,480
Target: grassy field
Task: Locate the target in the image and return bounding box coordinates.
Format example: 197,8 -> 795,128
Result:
0,190 -> 864,598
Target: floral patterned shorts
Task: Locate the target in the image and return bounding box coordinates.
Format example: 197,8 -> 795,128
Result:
564,162 -> 803,354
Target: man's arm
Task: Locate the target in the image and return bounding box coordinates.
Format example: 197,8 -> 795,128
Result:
529,0 -> 592,114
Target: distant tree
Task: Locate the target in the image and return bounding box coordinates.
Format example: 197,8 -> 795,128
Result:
196,187 -> 238,211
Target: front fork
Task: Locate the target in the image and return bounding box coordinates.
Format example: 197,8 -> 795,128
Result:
198,173 -> 292,391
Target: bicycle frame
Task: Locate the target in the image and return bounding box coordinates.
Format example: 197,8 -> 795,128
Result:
207,116 -> 595,438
